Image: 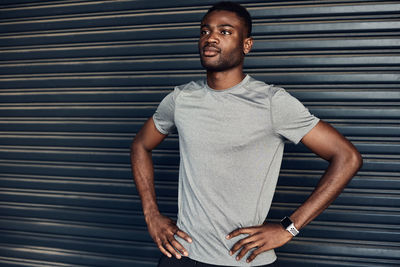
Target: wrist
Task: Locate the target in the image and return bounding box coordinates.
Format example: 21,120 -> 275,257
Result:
143,208 -> 161,222
280,216 -> 300,237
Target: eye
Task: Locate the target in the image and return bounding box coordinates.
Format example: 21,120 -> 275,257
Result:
221,29 -> 231,35
200,29 -> 209,35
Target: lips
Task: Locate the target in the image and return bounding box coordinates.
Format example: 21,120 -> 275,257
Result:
202,45 -> 220,56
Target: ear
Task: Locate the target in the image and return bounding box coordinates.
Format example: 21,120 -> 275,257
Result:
243,37 -> 253,54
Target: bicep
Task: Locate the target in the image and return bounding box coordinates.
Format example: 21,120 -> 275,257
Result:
301,120 -> 357,161
133,117 -> 168,152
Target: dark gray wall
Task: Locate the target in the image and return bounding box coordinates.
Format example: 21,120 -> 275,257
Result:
0,1 -> 399,266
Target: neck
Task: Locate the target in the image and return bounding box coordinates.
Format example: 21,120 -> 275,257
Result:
206,67 -> 246,90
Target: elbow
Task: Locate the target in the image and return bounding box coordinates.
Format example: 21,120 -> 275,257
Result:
346,147 -> 363,173
130,136 -> 141,157
331,144 -> 363,176
355,150 -> 363,171
130,135 -> 150,158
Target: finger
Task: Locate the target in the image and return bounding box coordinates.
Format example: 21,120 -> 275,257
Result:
236,242 -> 258,261
229,234 -> 257,255
155,238 -> 173,258
246,246 -> 264,263
158,244 -> 172,258
170,238 -> 189,257
226,227 -> 255,239
176,229 -> 193,243
164,242 -> 182,259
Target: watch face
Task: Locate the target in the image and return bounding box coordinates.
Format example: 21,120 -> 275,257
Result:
280,216 -> 299,236
280,216 -> 293,228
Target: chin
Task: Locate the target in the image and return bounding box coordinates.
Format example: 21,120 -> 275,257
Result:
201,61 -> 219,71
200,56 -> 243,72
202,63 -> 222,72
202,62 -> 238,72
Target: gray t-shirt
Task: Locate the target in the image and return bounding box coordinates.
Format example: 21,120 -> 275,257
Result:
153,75 -> 319,266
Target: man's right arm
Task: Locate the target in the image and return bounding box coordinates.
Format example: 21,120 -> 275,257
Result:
130,117 -> 192,259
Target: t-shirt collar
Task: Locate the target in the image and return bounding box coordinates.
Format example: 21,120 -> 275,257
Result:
205,74 -> 250,93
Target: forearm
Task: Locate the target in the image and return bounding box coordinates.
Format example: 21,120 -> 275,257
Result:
290,150 -> 362,230
131,141 -> 160,220
226,153 -> 362,264
131,138 -> 192,258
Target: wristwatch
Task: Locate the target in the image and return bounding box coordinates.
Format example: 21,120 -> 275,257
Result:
280,216 -> 299,236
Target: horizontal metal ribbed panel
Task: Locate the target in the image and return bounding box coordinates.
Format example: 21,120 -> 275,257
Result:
0,0 -> 399,266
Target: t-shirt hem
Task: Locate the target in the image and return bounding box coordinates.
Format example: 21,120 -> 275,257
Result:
186,252 -> 277,267
292,117 -> 320,144
152,114 -> 169,135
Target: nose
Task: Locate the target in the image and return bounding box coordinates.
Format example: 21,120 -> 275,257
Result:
206,30 -> 219,44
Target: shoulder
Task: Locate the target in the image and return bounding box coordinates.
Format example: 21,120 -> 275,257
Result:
244,76 -> 284,99
269,86 -> 309,115
165,79 -> 205,103
175,79 -> 205,93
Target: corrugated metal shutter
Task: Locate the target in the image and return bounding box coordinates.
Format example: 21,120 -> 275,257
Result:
0,0 -> 399,266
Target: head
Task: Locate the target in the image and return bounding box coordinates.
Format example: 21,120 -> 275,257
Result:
199,2 -> 253,72
203,1 -> 252,38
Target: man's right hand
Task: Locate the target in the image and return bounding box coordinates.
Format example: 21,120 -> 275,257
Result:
145,212 -> 192,259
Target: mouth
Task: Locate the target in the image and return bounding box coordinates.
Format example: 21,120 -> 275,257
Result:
202,45 -> 220,57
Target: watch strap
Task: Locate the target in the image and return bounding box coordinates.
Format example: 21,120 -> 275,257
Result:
280,216 -> 299,236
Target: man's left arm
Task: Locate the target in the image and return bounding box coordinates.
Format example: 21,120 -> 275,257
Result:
227,120 -> 363,263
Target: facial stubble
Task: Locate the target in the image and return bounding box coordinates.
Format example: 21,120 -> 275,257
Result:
199,41 -> 245,72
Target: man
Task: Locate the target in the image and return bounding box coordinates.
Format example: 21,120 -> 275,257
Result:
131,2 -> 362,267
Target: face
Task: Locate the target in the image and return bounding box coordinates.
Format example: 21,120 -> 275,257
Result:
198,10 -> 252,72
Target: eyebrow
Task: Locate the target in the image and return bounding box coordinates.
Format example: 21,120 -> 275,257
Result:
201,23 -> 235,28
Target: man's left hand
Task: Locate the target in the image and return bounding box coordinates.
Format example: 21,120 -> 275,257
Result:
226,222 -> 293,263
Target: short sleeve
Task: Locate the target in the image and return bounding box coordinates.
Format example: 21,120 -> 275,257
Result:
152,89 -> 178,135
271,88 -> 320,144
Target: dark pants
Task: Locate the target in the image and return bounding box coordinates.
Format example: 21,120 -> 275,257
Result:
158,255 -> 279,267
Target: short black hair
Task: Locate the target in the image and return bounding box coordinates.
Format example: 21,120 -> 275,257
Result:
202,1 -> 252,37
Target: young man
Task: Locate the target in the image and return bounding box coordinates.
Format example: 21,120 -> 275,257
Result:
131,2 -> 362,267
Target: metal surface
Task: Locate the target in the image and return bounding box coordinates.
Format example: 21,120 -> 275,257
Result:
0,1 -> 399,266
